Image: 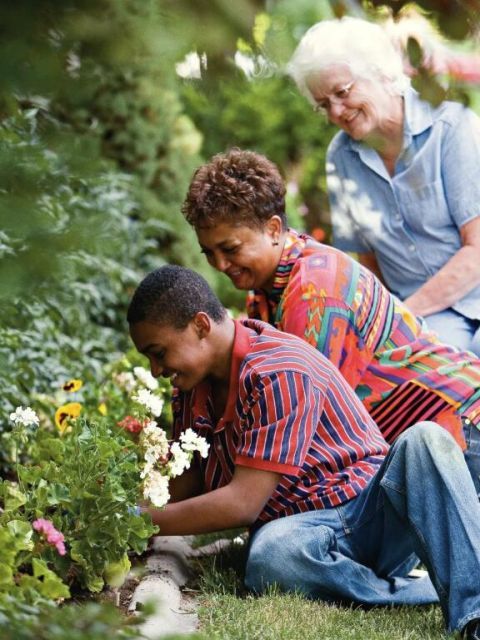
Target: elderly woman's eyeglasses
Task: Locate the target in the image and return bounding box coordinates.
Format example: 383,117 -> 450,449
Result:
313,81 -> 355,114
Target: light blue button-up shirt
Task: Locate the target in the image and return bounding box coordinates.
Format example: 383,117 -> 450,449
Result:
328,86 -> 480,320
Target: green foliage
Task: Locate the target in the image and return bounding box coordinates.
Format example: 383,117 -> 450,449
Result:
103,553 -> 131,589
369,0 -> 480,40
0,520 -> 67,604
0,598 -> 143,640
180,0 -> 338,238
1,418 -> 157,596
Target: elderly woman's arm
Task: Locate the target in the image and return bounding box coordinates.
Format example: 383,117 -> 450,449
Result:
403,217 -> 480,317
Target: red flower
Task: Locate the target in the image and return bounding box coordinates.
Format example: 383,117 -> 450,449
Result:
117,415 -> 145,434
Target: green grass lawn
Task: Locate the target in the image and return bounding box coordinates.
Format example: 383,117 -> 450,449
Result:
185,533 -> 454,640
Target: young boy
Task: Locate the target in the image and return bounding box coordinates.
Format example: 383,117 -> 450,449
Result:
128,265 -> 480,638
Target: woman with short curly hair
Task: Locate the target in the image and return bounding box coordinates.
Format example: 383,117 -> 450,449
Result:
183,147 -> 287,230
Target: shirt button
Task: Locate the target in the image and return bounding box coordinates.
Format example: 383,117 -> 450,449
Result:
395,214 -> 402,221
409,244 -> 416,252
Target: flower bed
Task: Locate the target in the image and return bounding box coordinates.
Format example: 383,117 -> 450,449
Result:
0,357 -> 208,636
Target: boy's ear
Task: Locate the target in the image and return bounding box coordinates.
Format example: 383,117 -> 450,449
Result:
192,312 -> 212,339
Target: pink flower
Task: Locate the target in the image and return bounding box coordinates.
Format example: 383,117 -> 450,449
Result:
33,518 -> 67,556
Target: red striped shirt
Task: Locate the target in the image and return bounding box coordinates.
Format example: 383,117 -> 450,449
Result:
172,319 -> 387,525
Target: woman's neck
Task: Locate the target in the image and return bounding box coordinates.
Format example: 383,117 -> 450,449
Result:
366,95 -> 405,176
260,230 -> 288,293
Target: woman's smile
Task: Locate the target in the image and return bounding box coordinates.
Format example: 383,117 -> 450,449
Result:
196,220 -> 284,291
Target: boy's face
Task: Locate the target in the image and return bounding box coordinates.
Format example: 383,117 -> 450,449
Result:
130,319 -> 211,392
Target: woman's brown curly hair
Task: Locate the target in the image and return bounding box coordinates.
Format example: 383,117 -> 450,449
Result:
182,148 -> 287,229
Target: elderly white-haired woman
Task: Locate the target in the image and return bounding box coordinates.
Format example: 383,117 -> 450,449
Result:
288,16 -> 480,356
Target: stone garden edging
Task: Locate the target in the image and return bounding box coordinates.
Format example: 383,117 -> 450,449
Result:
129,535 -> 239,638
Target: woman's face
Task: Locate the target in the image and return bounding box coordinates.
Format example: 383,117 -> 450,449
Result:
196,218 -> 282,291
307,64 -> 396,141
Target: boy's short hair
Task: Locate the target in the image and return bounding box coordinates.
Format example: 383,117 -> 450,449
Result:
182,148 -> 287,230
127,265 -> 226,328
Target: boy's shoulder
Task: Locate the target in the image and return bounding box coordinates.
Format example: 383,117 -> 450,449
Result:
239,319 -> 336,383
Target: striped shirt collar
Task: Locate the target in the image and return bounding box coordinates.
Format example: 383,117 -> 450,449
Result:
192,319 -> 255,429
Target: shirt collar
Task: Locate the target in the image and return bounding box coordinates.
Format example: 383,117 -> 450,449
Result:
246,228 -> 308,324
222,320 -> 254,423
192,319 -> 254,429
271,228 -> 308,299
403,85 -> 433,137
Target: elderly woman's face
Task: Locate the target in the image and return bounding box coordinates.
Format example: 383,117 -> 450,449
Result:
195,219 -> 282,291
307,65 -> 395,141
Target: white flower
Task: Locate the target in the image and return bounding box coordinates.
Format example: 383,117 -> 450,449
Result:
140,423 -> 170,479
133,366 -> 159,391
9,406 -> 40,428
168,442 -> 190,477
180,428 -> 209,458
143,470 -> 170,508
141,422 -> 169,450
133,389 -> 164,417
113,371 -> 136,392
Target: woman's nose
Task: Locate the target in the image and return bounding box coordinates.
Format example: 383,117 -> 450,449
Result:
328,101 -> 345,120
212,252 -> 230,272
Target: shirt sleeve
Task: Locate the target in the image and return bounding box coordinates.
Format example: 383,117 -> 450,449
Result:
235,371 -> 323,475
327,145 -> 372,254
442,106 -> 480,228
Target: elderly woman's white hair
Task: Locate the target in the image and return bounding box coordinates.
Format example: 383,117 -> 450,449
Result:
287,17 -> 410,104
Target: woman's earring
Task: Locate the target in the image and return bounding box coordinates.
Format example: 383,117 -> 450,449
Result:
272,239 -> 279,246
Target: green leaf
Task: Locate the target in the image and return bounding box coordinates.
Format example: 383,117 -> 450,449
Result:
103,553 -> 131,588
85,573 -> 105,593
3,484 -> 27,511
46,484 -> 71,506
7,519 -> 33,551
0,564 -> 13,586
38,576 -> 70,600
406,36 -> 422,69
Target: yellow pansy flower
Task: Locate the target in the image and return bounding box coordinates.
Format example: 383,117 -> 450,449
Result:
98,403 -> 108,416
62,379 -> 83,393
55,403 -> 82,433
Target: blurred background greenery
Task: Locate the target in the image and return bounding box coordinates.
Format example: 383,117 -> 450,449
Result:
1,0 -> 479,437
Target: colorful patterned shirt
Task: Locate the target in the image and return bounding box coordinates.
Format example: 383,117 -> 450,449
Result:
246,230 -> 480,447
172,319 -> 387,527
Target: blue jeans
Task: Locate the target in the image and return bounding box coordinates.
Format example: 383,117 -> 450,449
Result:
245,423 -> 480,632
424,308 -> 480,356
464,417 -> 480,498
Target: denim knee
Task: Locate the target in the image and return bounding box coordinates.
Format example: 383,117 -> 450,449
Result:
394,421 -> 459,457
381,421 -> 463,497
245,516 -> 335,594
